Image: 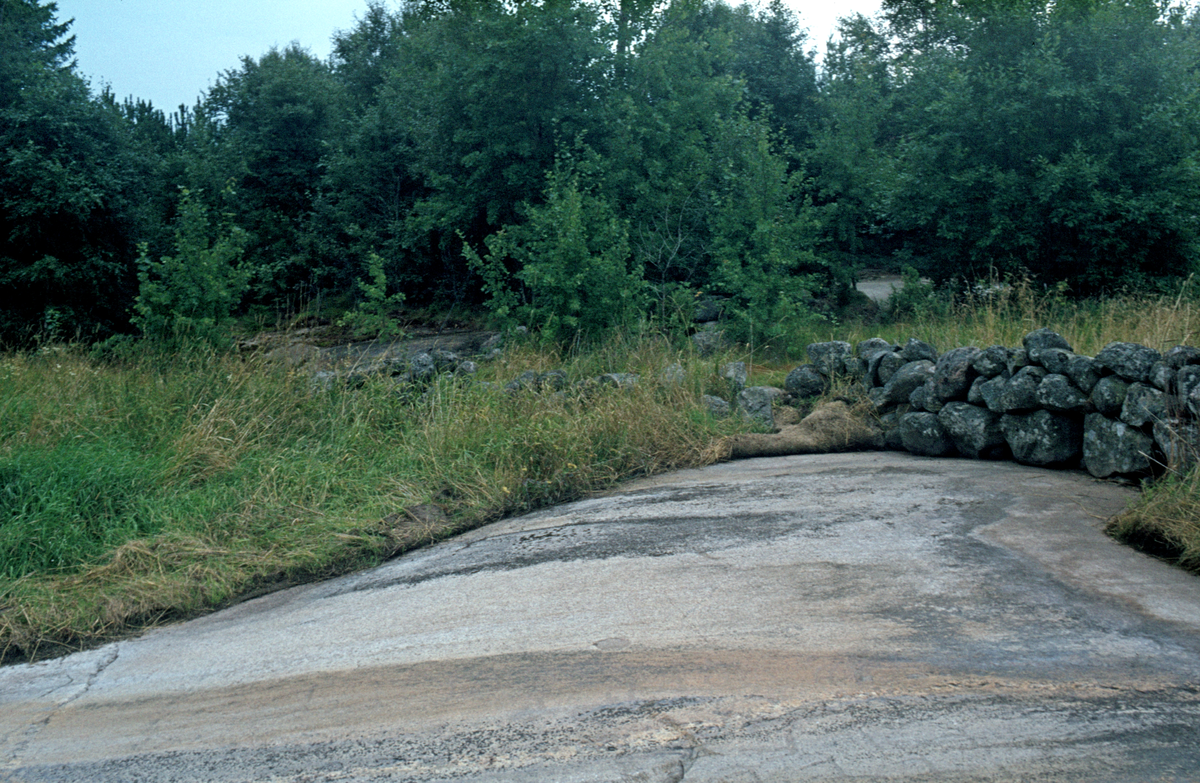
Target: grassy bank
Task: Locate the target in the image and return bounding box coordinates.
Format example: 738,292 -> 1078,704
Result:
0,338 -> 748,662
3,282 -> 1200,662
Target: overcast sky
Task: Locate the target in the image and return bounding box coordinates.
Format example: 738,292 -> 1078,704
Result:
54,0 -> 882,113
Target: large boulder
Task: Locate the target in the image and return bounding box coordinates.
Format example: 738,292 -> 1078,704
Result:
1164,345 -> 1200,369
1154,419 -> 1199,475
898,412 -> 957,457
1120,382 -> 1169,428
722,361 -> 748,393
1065,354 -> 1101,394
937,402 -> 1008,459
692,327 -> 727,357
972,345 -> 1009,378
1090,376 -> 1130,418
807,341 -> 854,378
876,352 -> 908,386
900,337 -> 938,363
1001,410 -> 1083,466
1083,413 -> 1154,478
995,366 -> 1046,413
785,365 -> 828,397
1036,348 -> 1074,376
1036,374 -> 1091,413
869,360 -> 935,408
1022,327 -> 1072,363
738,386 -> 783,428
1094,342 -> 1162,383
929,346 -> 981,405
1177,365 -> 1200,406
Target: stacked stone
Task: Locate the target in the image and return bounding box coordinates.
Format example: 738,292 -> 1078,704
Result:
792,330 -> 1200,479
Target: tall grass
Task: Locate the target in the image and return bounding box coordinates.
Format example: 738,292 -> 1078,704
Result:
0,339 -> 746,661
4,284 -> 1200,662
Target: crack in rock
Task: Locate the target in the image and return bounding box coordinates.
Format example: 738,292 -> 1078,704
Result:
2,644 -> 119,770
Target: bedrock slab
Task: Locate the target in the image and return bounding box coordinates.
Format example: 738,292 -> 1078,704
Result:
3,453 -> 1200,782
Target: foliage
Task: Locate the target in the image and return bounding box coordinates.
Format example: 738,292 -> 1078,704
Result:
0,337 -> 746,661
818,0 -> 1200,294
133,189 -> 249,345
467,157 -> 646,344
0,0 -> 159,344
336,252 -> 406,339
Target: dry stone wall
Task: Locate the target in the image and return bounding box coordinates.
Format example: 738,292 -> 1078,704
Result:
789,329 -> 1200,478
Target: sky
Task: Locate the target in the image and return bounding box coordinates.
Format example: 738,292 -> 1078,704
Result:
53,0 -> 882,114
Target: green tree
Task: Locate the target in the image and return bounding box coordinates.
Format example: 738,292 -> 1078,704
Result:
0,0 -> 158,342
133,189 -> 249,345
467,155 -> 645,344
855,0 -> 1200,292
203,44 -> 345,306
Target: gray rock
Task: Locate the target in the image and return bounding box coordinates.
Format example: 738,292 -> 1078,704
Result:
784,365 -> 828,397
598,372 -> 639,389
505,370 -> 541,392
430,348 -> 461,370
1149,361 -> 1176,394
479,333 -> 504,353
975,372 -> 1011,412
938,402 -> 1008,459
692,327 -> 727,357
1022,328 -> 1072,362
1090,376 -> 1130,418
841,355 -> 866,382
1164,345 -> 1200,369
909,381 -> 931,412
972,345 -> 1009,378
1065,354 -> 1101,394
722,361 -> 748,393
1036,348 -> 1074,376
659,362 -> 686,385
929,346 -> 981,404
807,341 -> 854,378
1120,382 -> 1169,428
1036,374 -> 1091,413
1006,348 -> 1031,376
1154,419 -> 1199,475
455,360 -> 479,377
738,386 -> 783,428
879,410 -> 905,451
900,338 -> 938,363
1177,365 -> 1200,405
1190,384 -> 1200,419
857,339 -> 896,388
310,370 -> 337,392
1001,410 -> 1083,466
1083,413 -> 1154,478
996,366 -> 1047,413
898,412 -> 957,457
874,360 -> 936,408
1094,342 -> 1162,383
857,338 -> 895,360
410,352 -> 437,380
703,394 -> 731,419
538,369 -> 568,391
877,352 -> 907,386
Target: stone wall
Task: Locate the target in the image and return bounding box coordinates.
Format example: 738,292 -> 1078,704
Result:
788,329 -> 1200,478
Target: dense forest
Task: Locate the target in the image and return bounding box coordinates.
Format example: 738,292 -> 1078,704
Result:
2,0 -> 1199,346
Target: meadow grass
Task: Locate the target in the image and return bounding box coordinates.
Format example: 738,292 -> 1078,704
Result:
0,338 -> 748,661
3,283 -> 1200,661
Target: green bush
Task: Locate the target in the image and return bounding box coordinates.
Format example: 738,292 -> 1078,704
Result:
468,159 -> 647,344
132,189 -> 250,345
